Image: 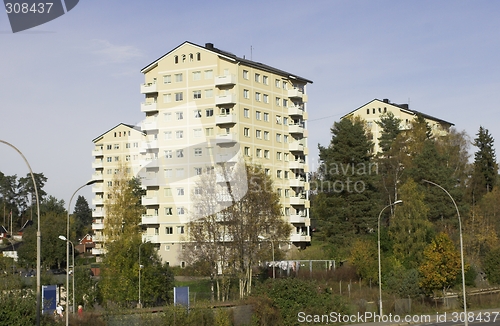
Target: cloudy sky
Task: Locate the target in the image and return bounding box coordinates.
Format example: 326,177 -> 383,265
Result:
1,1 -> 499,209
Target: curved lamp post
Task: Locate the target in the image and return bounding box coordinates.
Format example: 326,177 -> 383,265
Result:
138,240 -> 150,308
62,180 -> 97,326
0,140 -> 41,325
423,179 -> 467,326
378,200 -> 402,315
258,235 -> 275,279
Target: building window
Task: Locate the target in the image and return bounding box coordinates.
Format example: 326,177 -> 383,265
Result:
176,149 -> 184,158
164,93 -> 172,104
197,52 -> 201,61
284,153 -> 289,161
264,150 -> 269,159
284,170 -> 289,179
114,156 -> 119,162
277,188 -> 282,196
165,150 -> 172,159
194,128 -> 202,137
176,112 -> 184,120
244,147 -> 250,156
283,99 -> 288,107
265,168 -> 270,176
165,207 -> 173,215
205,127 -> 214,136
192,71 -> 201,81
276,97 -> 280,106
106,144 -> 112,150
176,168 -> 184,178
276,115 -> 282,124
243,108 -> 249,118
205,70 -> 213,79
285,189 -> 290,198
366,108 -> 370,114
206,109 -> 214,117
256,148 -> 262,157
277,152 -> 282,160
165,188 -> 172,196
164,131 -> 172,140
176,130 -> 183,139
194,167 -> 202,175
193,90 -> 201,99
205,89 -> 213,98
163,75 -> 171,84
164,112 -> 172,121
175,73 -> 183,82
276,133 -> 282,142
263,94 -> 269,103
174,56 -> 178,64
256,111 -> 261,120
164,169 -> 173,178
275,79 -> 280,87
283,117 -> 288,125
177,226 -> 185,234
243,89 -> 249,99
243,70 -> 249,79
113,144 -> 119,150
194,110 -> 201,118
175,92 -> 183,101
255,92 -> 261,101
256,130 -> 262,139
165,227 -> 173,234
263,76 -> 268,85
244,128 -> 250,137
264,131 -> 269,140
194,187 -> 202,195
177,207 -> 185,215
194,148 -> 202,156
255,73 -> 260,82
277,170 -> 282,178
177,188 -> 185,196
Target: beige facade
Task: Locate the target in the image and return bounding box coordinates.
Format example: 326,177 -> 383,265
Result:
91,123 -> 145,260
341,99 -> 454,153
92,42 -> 312,266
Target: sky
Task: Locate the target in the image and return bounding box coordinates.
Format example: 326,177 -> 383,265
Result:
1,0 -> 499,211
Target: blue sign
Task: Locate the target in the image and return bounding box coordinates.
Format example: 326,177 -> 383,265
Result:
42,285 -> 57,314
174,286 -> 189,309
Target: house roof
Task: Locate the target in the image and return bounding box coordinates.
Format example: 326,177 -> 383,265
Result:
341,98 -> 454,126
0,225 -> 8,234
140,41 -> 313,84
92,123 -> 144,143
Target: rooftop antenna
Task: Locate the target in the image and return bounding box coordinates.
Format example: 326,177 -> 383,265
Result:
408,97 -> 411,108
250,45 -> 253,61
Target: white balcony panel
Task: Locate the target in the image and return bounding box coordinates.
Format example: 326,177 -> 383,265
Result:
92,222 -> 104,230
289,197 -> 305,206
92,184 -> 103,193
142,195 -> 159,206
92,248 -> 106,255
140,83 -> 158,94
92,173 -> 103,181
92,210 -> 104,218
141,120 -> 158,130
215,114 -> 237,125
141,177 -> 158,187
215,133 -> 238,144
288,88 -> 304,99
141,140 -> 158,150
142,234 -> 159,243
289,142 -> 304,152
215,154 -> 238,163
140,159 -> 159,168
215,74 -> 236,86
141,215 -> 160,224
289,179 -> 305,188
141,102 -> 158,112
92,197 -> 104,206
289,214 -> 307,224
92,235 -> 105,242
288,124 -> 304,135
215,94 -> 236,105
290,234 -> 311,242
288,161 -> 305,170
92,149 -> 103,157
92,160 -> 103,169
288,105 -> 304,117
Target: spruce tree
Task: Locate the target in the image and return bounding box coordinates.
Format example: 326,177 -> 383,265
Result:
470,126 -> 498,202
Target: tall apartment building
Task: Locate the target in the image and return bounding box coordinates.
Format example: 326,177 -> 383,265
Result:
91,41 -> 312,265
341,98 -> 454,153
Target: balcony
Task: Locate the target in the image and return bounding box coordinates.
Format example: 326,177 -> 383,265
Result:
288,160 -> 305,170
92,148 -> 103,157
142,195 -> 159,206
289,179 -> 305,188
92,160 -> 103,169
215,153 -> 239,163
215,93 -> 237,105
92,222 -> 104,230
289,197 -> 306,206
140,83 -> 158,94
142,234 -> 159,243
288,105 -> 304,117
141,140 -> 158,150
141,119 -> 158,131
141,176 -> 158,187
140,158 -> 159,168
289,141 -> 304,152
92,235 -> 105,242
290,233 -> 311,242
92,248 -> 106,255
289,214 -> 307,224
92,183 -> 103,193
288,88 -> 304,99
92,210 -> 104,218
141,102 -> 158,113
141,214 -> 160,225
288,124 -> 304,135
215,172 -> 235,184
92,173 -> 103,182
215,114 -> 237,125
92,197 -> 104,206
215,74 -> 236,86
215,133 -> 238,144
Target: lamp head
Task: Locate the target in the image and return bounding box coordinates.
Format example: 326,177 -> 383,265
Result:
394,200 -> 403,205
58,235 -> 67,241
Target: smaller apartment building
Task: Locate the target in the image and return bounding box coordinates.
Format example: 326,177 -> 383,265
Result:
341,98 -> 454,153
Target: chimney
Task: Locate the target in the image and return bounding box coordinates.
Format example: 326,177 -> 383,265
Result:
205,43 -> 214,49
383,98 -> 389,103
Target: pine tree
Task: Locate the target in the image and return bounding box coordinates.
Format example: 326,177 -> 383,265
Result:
470,126 -> 498,202
73,195 -> 92,241
376,112 -> 402,153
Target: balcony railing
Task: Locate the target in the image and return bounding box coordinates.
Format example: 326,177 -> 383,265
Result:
91,160 -> 103,169
288,88 -> 304,99
290,233 -> 311,242
92,222 -> 104,230
92,248 -> 107,255
140,83 -> 158,94
142,234 -> 159,243
289,141 -> 305,152
289,214 -> 307,224
215,74 -> 236,86
288,105 -> 304,117
215,114 -> 237,125
141,195 -> 159,206
92,149 -> 103,157
289,179 -> 305,188
141,102 -> 158,112
141,120 -> 158,130
289,197 -> 306,206
288,124 -> 304,135
215,133 -> 238,144
215,93 -> 237,105
141,214 -> 160,224
92,197 -> 104,206
288,160 -> 305,170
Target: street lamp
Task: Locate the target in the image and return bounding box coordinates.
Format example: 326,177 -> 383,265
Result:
138,240 -> 150,308
423,179 -> 468,326
378,200 -> 402,315
58,235 -> 74,323
258,235 -> 275,279
0,140 -> 42,325
63,180 -> 97,326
